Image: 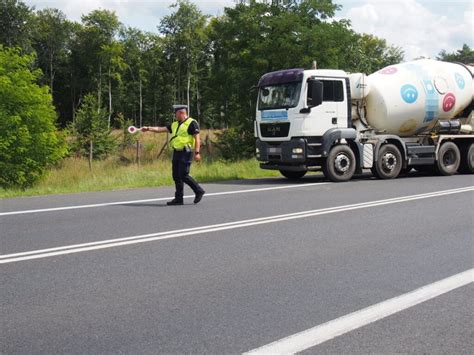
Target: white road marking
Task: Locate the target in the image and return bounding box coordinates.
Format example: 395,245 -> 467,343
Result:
1,186 -> 472,264
0,182 -> 329,216
245,269 -> 474,354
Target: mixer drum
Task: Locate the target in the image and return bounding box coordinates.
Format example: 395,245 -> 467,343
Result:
364,59 -> 473,136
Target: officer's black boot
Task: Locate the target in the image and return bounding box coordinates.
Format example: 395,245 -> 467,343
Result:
194,190 -> 205,204
167,199 -> 183,206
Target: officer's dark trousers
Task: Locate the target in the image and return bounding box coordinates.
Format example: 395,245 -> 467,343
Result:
172,150 -> 204,201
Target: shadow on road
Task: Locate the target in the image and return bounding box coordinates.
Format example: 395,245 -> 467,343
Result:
215,170 -> 446,186
213,174 -> 327,186
120,203 -> 169,208
123,202 -> 203,208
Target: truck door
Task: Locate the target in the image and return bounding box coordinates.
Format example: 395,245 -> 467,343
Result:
306,78 -> 348,133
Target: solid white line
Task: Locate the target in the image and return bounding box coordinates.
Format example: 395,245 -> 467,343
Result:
245,269 -> 474,354
1,186 -> 472,264
0,182 -> 329,216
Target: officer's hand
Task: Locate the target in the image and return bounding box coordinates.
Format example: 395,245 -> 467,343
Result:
141,126 -> 149,132
194,152 -> 201,162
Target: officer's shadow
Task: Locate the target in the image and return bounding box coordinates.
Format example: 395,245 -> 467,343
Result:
123,202 -> 195,207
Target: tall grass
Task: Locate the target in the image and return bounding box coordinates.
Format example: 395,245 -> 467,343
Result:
0,157 -> 280,198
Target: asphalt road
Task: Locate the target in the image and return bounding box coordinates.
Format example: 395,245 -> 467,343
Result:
1,172 -> 473,354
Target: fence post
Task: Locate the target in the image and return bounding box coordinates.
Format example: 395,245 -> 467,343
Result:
136,139 -> 140,167
89,140 -> 93,172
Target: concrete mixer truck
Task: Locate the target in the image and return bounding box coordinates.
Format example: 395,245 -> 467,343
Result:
254,59 -> 474,182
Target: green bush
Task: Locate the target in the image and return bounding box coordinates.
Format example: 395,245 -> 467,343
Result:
70,93 -> 117,160
0,46 -> 67,188
214,126 -> 255,161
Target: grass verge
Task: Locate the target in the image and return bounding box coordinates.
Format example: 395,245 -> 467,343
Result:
0,157 -> 281,198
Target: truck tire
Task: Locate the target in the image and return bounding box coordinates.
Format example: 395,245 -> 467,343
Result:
322,145 -> 356,182
372,144 -> 402,179
459,143 -> 473,174
436,141 -> 460,175
279,170 -> 307,180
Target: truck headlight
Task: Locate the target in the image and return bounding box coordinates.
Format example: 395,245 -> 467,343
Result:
292,148 -> 303,154
256,147 -> 260,153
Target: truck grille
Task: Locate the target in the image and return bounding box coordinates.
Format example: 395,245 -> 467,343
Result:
260,123 -> 290,138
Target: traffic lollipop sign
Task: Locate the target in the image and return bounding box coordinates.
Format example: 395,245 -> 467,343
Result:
127,125 -> 142,134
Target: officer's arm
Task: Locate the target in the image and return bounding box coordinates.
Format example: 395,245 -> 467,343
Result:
194,132 -> 201,160
142,126 -> 168,133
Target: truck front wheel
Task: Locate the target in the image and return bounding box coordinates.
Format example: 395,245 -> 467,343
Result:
372,144 -> 402,179
436,141 -> 460,175
279,170 -> 307,180
323,145 -> 356,182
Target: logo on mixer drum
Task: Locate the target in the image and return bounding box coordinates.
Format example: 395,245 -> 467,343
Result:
400,84 -> 418,104
455,73 -> 465,90
379,67 -> 397,75
442,93 -> 456,112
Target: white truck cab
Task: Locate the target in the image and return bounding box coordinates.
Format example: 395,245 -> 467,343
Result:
256,68 -> 359,181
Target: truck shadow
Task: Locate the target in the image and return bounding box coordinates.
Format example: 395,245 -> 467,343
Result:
214,170 -> 446,186
213,174 -> 327,186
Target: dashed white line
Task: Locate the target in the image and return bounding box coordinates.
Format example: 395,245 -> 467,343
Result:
245,269 -> 474,354
1,186 -> 472,264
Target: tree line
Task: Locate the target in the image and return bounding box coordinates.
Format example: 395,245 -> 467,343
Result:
1,0 -> 472,188
1,0 -> 409,129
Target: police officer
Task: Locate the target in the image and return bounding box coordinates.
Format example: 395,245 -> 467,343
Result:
142,105 -> 205,205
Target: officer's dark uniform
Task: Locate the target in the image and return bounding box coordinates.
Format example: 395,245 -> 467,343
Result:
166,106 -> 205,205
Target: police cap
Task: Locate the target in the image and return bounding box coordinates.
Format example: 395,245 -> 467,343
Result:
173,104 -> 188,113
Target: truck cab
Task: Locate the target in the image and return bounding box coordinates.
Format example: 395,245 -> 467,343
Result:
255,68 -> 358,181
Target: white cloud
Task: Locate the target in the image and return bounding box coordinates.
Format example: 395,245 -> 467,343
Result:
341,0 -> 473,60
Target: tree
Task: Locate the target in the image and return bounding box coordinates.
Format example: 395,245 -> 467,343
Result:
141,34 -> 170,126
0,0 -> 34,53
31,8 -> 73,96
438,44 -> 474,64
119,27 -> 154,127
0,46 -> 67,188
101,40 -> 126,127
31,7 -> 75,127
69,10 -> 121,122
344,33 -> 404,73
159,0 -> 209,119
70,93 -> 116,169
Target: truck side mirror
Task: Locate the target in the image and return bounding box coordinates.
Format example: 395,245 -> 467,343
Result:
308,79 -> 323,107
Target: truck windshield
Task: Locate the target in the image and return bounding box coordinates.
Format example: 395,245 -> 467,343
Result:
258,82 -> 302,110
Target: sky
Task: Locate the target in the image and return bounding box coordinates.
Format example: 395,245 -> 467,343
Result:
24,0 -> 473,61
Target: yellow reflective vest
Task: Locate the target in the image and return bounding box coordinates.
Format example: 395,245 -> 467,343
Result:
170,118 -> 196,150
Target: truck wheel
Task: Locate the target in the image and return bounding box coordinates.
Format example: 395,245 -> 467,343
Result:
323,145 -> 356,182
436,141 -> 460,175
373,144 -> 402,179
279,170 -> 307,180
459,143 -> 473,174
